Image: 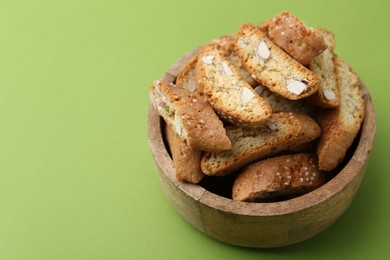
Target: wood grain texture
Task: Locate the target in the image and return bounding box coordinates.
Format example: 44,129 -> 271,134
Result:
147,48 -> 376,248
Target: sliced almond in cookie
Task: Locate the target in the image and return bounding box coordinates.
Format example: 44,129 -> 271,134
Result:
256,40 -> 271,60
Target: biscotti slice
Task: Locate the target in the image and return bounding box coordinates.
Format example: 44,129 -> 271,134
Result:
308,29 -> 339,108
149,80 -> 231,152
176,54 -> 199,93
255,85 -> 319,153
213,35 -> 257,87
201,112 -> 321,176
165,124 -> 204,183
235,23 -> 320,100
316,57 -> 365,171
254,85 -> 314,116
232,153 -> 325,202
258,11 -> 327,65
195,42 -> 272,127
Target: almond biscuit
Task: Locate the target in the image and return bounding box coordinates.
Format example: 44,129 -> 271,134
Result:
235,23 -> 320,100
316,57 -> 365,171
149,80 -> 231,152
232,153 -> 325,202
201,112 -> 321,176
196,42 -> 272,127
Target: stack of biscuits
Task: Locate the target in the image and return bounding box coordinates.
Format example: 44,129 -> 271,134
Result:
149,12 -> 365,202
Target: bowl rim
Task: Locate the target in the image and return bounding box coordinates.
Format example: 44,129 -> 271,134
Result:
147,48 -> 377,217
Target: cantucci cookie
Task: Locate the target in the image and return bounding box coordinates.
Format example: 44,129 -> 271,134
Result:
235,23 -> 320,100
149,80 -> 231,152
258,11 -> 327,65
176,54 -> 199,93
254,85 -> 314,115
201,112 -> 321,176
195,42 -> 272,127
165,124 -> 204,183
213,35 -> 258,87
232,153 -> 325,202
253,85 -> 317,153
308,29 -> 339,108
175,36 -> 257,96
316,57 -> 365,171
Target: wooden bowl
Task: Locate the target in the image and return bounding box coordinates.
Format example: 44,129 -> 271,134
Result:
147,49 -> 376,248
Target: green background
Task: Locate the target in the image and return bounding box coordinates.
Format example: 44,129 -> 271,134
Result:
0,0 -> 389,259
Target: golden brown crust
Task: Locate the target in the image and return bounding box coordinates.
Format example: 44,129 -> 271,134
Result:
232,153 -> 325,202
201,112 -> 321,176
258,11 -> 327,65
195,42 -> 272,127
235,23 -> 320,100
316,57 -> 365,171
149,80 -> 231,152
165,124 -> 205,183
